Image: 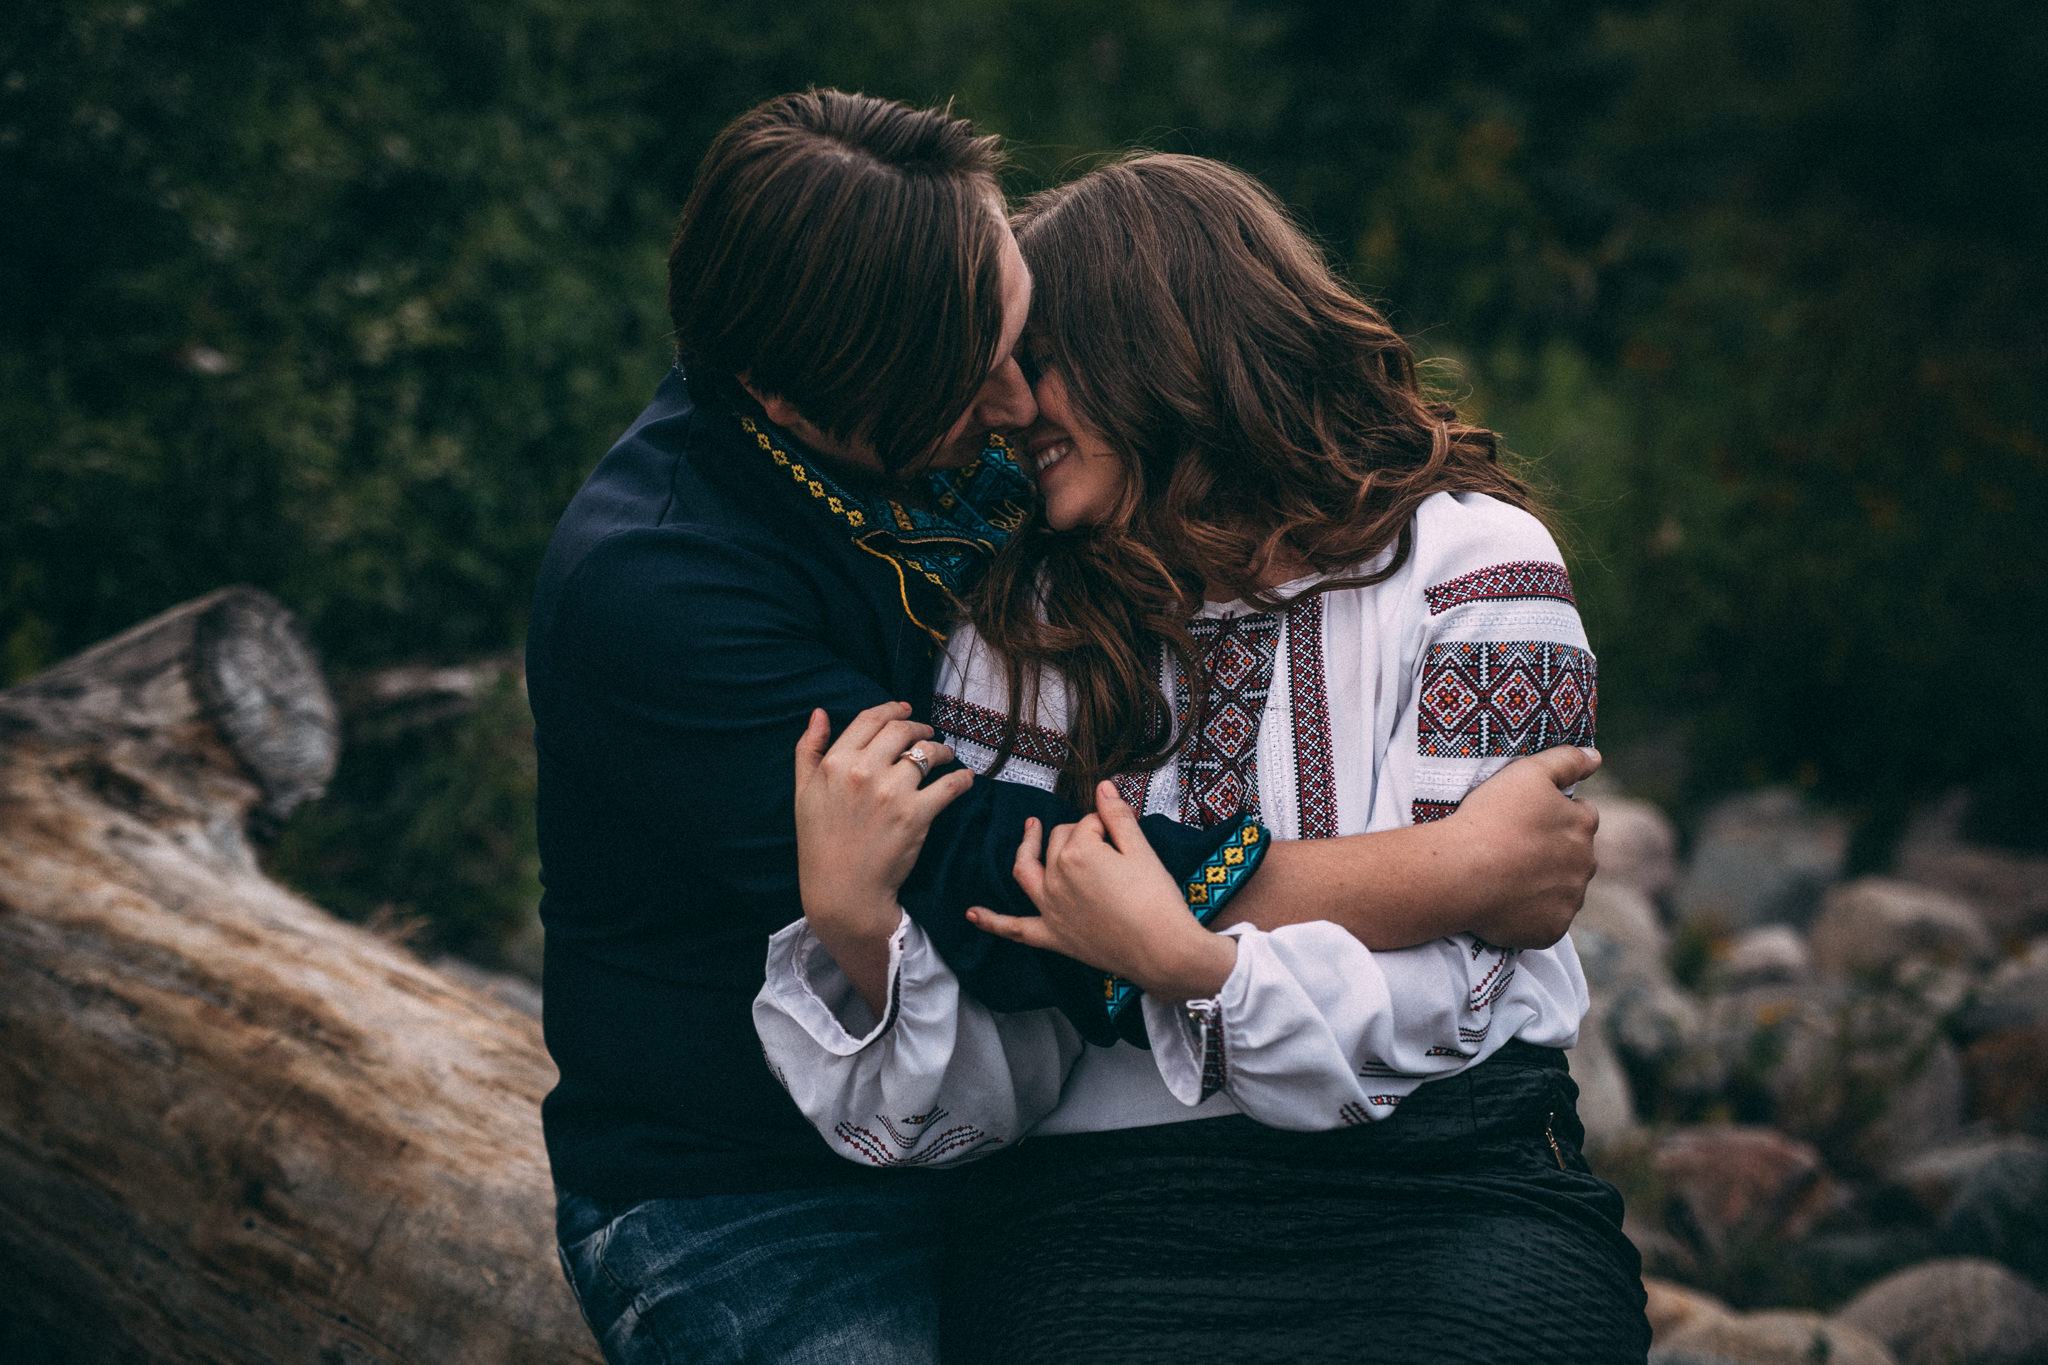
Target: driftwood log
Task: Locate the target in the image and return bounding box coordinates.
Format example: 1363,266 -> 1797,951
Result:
0,589 -> 598,1363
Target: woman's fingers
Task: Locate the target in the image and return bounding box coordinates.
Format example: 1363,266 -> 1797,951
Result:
1012,817 -> 1047,904
1093,782 -> 1142,852
967,906 -> 1057,951
861,718 -> 937,766
834,699 -> 914,752
902,739 -> 956,778
794,708 -> 830,790
914,766 -> 974,819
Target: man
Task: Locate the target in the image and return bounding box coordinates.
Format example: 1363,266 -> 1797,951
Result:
529,89 -> 1599,1364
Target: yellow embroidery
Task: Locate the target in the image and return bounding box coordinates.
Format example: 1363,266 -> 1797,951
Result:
737,414 -> 1013,646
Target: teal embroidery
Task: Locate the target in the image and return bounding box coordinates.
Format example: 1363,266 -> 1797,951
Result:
1103,816 -> 1269,1023
736,409 -> 1032,641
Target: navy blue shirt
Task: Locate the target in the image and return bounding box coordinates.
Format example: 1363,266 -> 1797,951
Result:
529,370 -> 1252,1200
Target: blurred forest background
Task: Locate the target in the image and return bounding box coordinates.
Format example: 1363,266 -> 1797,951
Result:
4,0 -> 2043,973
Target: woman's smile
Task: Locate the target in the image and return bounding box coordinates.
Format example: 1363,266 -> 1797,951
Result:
1020,368 -> 1126,529
1028,437 -> 1073,478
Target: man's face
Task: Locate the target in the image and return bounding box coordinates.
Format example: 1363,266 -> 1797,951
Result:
923,212 -> 1038,470
753,205 -> 1036,478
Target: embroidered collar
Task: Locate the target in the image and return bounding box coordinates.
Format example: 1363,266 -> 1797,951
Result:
734,409 -> 1032,642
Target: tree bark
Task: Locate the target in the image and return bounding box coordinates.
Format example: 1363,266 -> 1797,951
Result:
0,589 -> 599,1364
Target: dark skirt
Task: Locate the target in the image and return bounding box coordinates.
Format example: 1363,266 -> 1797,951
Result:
939,1042 -> 1650,1365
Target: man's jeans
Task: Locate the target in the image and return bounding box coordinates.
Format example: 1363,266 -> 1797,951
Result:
556,1184 -> 944,1365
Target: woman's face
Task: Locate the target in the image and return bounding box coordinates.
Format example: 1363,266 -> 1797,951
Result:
1019,348 -> 1128,530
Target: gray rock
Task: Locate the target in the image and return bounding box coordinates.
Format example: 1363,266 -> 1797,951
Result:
1856,1035 -> 1966,1168
1719,925 -> 1814,988
1644,1276 -> 1733,1345
1577,881 -> 1700,1070
1713,978 -> 1965,1168
1693,979 -> 1842,1125
1895,793 -> 2048,939
1809,878 -> 1996,980
1654,1125 -> 1836,1263
1893,1136 -> 2048,1283
1660,1310 -> 1895,1365
1674,788 -> 1848,931
1568,1008 -> 1639,1153
1837,1257 -> 2048,1365
1959,938 -> 2048,1037
1591,793 -> 1683,901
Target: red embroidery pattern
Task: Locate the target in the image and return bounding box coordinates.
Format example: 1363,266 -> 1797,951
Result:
1111,768 -> 1153,812
1176,612 -> 1283,825
1418,641 -> 1595,758
1468,945 -> 1520,1011
834,1106 -> 999,1166
1425,560 -> 1576,615
1338,1101 -> 1371,1126
1411,799 -> 1459,824
1285,595 -> 1339,838
933,692 -> 1070,770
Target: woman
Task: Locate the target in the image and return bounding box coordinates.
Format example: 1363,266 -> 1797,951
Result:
754,154 -> 1649,1362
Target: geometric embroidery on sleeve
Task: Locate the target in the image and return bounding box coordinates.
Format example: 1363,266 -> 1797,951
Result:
1425,560 -> 1576,615
1418,641 -> 1596,758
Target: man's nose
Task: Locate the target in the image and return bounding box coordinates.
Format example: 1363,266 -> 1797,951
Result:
977,356 -> 1037,432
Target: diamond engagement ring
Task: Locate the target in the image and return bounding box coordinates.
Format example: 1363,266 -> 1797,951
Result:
897,744 -> 931,778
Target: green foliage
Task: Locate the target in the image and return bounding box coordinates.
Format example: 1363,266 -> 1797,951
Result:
5,0 -> 2045,956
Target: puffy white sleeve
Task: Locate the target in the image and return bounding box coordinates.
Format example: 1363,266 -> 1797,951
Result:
1142,493 -> 1592,1130
753,911 -> 1083,1166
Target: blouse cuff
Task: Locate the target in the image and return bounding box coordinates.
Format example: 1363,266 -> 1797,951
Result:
1143,923 -> 1256,1105
761,912 -> 915,1056
1106,816 -> 1269,1034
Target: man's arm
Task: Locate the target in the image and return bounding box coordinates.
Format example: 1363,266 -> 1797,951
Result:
553,527 -> 1248,1035
1212,745 -> 1601,950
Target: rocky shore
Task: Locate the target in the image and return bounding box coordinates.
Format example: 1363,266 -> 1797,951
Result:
1574,786 -> 2048,1365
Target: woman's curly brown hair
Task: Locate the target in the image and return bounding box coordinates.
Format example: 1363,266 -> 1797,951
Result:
967,153 -> 1545,808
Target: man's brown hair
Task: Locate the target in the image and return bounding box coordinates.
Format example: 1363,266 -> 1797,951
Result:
669,90 -> 1006,472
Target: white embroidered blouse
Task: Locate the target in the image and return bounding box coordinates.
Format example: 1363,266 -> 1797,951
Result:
753,491 -> 1595,1165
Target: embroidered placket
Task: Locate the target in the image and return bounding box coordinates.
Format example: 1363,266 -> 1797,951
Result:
1176,611 -> 1284,826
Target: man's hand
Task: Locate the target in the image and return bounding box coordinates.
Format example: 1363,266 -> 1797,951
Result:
1447,746 -> 1601,949
794,701 -> 973,1014
968,783 -> 1237,1003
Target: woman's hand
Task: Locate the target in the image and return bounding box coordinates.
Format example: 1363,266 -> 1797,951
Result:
1447,746 -> 1601,949
794,701 -> 973,1014
968,782 -> 1237,1004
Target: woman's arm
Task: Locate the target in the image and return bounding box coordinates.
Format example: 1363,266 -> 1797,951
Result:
1210,744 -> 1601,951
970,784 -> 1588,1130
